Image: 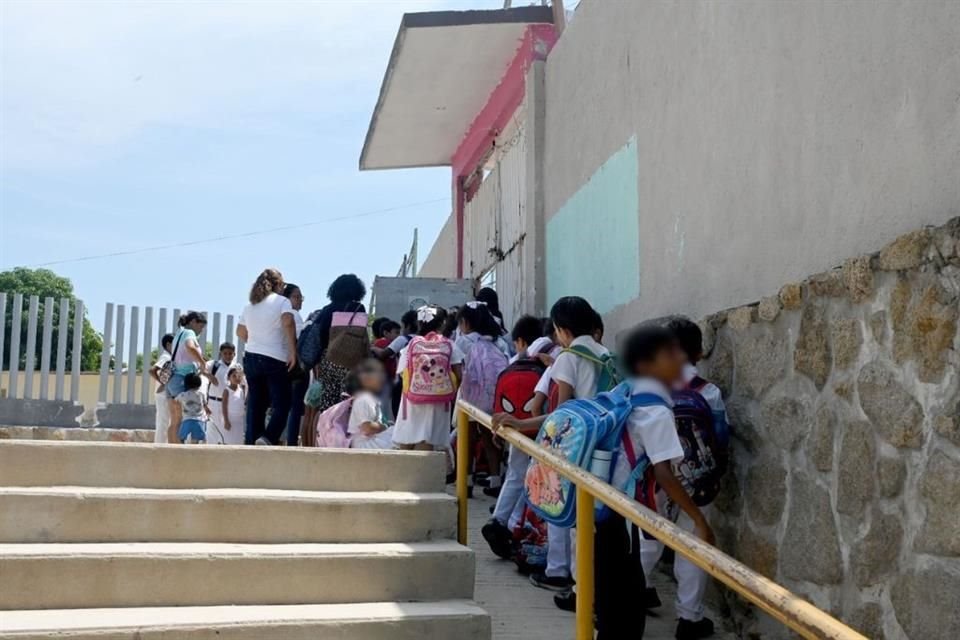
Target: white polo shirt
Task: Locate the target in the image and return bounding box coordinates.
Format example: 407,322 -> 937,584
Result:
611,378 -> 684,489
238,293 -> 293,362
549,335 -> 609,399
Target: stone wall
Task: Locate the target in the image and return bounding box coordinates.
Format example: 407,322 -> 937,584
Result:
0,425 -> 154,443
699,218 -> 960,639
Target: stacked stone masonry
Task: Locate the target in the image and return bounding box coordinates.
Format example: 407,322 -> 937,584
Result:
699,217 -> 960,640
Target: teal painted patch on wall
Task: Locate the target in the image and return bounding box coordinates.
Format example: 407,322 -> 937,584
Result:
546,137 -> 639,315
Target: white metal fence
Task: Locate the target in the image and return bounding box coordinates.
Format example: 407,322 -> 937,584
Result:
96,303 -> 243,406
0,293 -> 240,407
0,292 -> 85,402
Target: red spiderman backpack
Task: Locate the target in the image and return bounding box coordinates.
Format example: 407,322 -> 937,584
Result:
493,343 -> 552,436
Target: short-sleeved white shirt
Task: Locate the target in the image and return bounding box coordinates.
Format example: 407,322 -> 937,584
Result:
683,363 -> 727,420
387,334 -> 411,354
348,391 -> 383,436
549,335 -> 610,399
611,378 -> 684,489
239,293 -> 293,362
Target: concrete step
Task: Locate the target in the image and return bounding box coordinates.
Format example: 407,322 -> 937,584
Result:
0,541 -> 475,610
0,601 -> 491,639
0,441 -> 445,492
0,487 -> 457,544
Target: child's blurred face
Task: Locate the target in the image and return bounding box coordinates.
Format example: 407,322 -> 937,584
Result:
633,345 -> 685,387
228,370 -> 243,386
220,348 -> 235,365
513,338 -> 529,354
384,327 -> 400,341
554,324 -> 574,348
359,366 -> 385,394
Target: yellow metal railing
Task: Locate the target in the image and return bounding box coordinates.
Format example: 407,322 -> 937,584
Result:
455,400 -> 867,640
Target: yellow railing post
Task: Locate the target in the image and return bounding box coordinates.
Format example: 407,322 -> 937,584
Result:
575,487 -> 595,640
456,408 -> 470,545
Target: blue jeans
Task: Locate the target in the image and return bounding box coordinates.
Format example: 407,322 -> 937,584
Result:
285,376 -> 309,446
178,418 -> 206,443
243,352 -> 292,445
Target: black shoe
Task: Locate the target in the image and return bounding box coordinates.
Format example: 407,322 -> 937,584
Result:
676,617 -> 715,640
481,519 -> 514,560
554,590 -> 576,612
529,571 -> 573,592
482,485 -> 501,498
445,472 -> 456,485
644,586 -> 662,610
467,486 -> 474,499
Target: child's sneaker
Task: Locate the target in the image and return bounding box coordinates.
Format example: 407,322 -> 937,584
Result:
553,590 -> 575,612
644,586 -> 662,610
676,617 -> 715,640
481,519 -> 513,560
529,571 -> 573,591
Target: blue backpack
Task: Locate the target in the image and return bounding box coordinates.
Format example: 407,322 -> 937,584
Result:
523,383 -> 665,527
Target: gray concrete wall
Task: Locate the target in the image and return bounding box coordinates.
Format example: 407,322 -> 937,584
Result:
543,0 -> 960,337
420,213 -> 457,278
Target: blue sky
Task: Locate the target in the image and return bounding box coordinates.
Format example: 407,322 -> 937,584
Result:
0,0 -> 505,330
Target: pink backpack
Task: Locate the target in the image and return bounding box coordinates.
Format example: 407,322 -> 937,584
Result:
314,397 -> 353,448
461,338 -> 508,414
402,332 -> 457,416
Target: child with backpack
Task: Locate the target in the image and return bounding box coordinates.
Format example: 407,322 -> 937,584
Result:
638,316 -> 728,640
456,302 -> 510,496
392,306 -> 463,451
205,342 -> 237,440
482,315 -> 549,559
345,359 -> 394,449
593,323 -> 715,640
493,297 -> 615,593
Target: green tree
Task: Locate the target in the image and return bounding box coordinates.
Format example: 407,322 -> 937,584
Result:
0,267 -> 103,372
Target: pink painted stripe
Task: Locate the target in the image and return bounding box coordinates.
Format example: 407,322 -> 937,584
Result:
451,23 -> 557,178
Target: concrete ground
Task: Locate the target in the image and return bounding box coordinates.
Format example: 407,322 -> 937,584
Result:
467,493 -> 738,640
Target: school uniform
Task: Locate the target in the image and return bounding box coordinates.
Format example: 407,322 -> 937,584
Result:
598,377 -> 684,640
205,359 -> 232,434
392,340 -> 464,447
347,390 -> 394,450
637,364 -> 726,624
544,336 -> 609,581
213,385 -> 247,446
152,352 -> 172,444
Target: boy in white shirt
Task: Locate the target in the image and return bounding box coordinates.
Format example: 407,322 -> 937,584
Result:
493,297 -> 610,592
148,334 -> 175,444
596,324 -> 715,640
205,342 -> 237,440
637,316 -> 727,640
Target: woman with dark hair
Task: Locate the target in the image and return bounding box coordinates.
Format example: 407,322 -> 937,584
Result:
281,282 -> 308,445
166,312 -> 208,443
307,274 -> 367,411
237,268 -> 297,445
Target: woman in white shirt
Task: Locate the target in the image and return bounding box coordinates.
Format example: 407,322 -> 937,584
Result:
237,268 -> 297,446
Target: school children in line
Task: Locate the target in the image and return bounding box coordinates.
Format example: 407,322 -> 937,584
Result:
214,365 -> 247,446
456,302 -> 510,496
176,373 -> 208,444
345,359 -> 394,449
392,306 -> 463,451
493,296 -> 612,593
205,341 -> 237,440
483,314 -> 549,558
638,316 -> 726,640
149,333 -> 175,444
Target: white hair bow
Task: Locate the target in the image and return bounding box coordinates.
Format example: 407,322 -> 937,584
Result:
417,305 -> 438,323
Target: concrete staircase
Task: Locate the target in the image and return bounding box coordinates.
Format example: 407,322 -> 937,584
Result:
0,440 -> 490,639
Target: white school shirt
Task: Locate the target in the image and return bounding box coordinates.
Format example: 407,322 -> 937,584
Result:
533,344 -> 564,395
239,293 -> 293,362
509,336 -> 555,364
205,359 -> 233,402
348,391 -> 383,437
683,363 -> 728,428
549,335 -> 609,399
611,378 -> 685,489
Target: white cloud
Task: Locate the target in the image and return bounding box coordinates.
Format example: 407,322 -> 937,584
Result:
0,0 -> 458,170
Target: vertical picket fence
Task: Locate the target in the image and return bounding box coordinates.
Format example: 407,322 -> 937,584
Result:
96,304 -> 243,406
0,294 -> 242,407
0,293 -> 87,403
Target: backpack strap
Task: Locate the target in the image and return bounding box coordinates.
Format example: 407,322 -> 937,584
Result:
688,375 -> 708,392
620,392 -> 670,507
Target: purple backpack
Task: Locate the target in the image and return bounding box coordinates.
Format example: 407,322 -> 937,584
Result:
460,338 -> 508,413
314,397 -> 353,448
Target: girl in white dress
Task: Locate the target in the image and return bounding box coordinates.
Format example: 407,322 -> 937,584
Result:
392,306 -> 464,451
346,359 -> 394,450
214,366 -> 247,446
